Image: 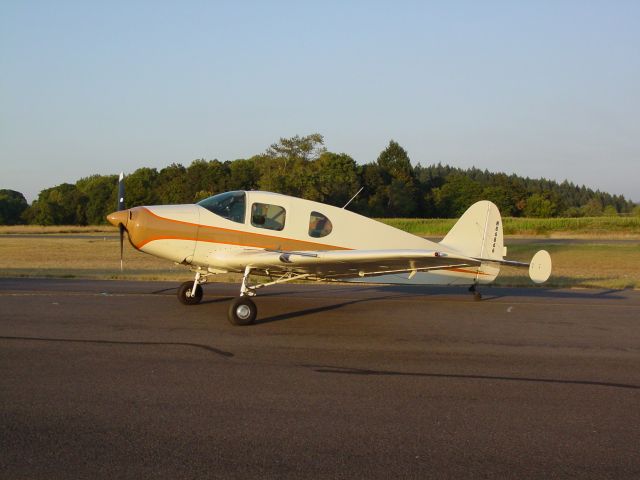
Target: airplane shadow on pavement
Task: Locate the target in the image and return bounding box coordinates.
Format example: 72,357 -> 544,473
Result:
303,364 -> 640,391
254,293 -> 415,325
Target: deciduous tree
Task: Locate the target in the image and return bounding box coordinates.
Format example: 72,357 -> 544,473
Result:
0,189 -> 28,225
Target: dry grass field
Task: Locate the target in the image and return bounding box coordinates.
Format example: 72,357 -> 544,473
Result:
0,234 -> 638,289
493,242 -> 640,289
0,236 -> 195,281
0,225 -> 113,235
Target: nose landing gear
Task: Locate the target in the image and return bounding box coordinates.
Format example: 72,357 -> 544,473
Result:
177,272 -> 204,305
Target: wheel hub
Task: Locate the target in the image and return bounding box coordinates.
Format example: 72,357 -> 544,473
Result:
236,304 -> 251,320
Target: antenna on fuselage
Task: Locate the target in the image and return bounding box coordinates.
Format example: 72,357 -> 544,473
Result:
342,186 -> 364,209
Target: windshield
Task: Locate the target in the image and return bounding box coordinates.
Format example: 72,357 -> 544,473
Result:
197,191 -> 246,223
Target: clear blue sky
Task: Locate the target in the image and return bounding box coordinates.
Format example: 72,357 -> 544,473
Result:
2,0 -> 639,203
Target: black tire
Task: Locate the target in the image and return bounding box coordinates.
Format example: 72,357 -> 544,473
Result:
178,281 -> 203,305
227,297 -> 257,326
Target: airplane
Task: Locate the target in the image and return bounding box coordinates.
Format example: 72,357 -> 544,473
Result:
107,173 -> 551,325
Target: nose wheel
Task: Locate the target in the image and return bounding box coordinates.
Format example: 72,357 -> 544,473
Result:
178,272 -> 205,305
178,280 -> 203,305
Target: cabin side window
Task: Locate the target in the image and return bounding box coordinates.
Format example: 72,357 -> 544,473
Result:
309,211 -> 332,238
197,191 -> 246,223
251,203 -> 286,231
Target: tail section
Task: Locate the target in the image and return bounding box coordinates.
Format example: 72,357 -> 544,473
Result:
440,201 -> 504,284
440,201 -> 504,260
440,201 -> 553,285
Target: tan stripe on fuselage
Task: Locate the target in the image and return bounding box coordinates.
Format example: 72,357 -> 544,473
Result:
129,207 -> 349,252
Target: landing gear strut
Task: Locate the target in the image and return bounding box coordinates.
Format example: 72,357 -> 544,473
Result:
469,283 -> 482,301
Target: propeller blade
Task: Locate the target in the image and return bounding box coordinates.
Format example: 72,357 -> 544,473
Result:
117,172 -> 125,211
119,224 -> 125,271
117,171 -> 126,271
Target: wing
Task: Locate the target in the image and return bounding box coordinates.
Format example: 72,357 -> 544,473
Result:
216,248 -> 481,280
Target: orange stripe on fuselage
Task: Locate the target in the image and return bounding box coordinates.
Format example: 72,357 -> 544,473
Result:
446,267 -> 490,276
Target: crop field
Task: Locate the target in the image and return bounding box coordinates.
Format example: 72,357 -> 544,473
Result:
380,215 -> 640,237
0,233 -> 638,289
1,215 -> 639,237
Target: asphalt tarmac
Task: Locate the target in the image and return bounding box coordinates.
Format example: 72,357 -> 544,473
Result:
1,278 -> 639,479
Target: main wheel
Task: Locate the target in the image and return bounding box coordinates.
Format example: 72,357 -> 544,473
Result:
228,297 -> 257,326
178,281 -> 203,305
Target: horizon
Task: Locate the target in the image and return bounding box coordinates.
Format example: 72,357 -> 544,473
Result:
2,1 -> 639,203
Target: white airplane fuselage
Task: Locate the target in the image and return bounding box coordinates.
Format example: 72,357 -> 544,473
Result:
111,191 -> 500,286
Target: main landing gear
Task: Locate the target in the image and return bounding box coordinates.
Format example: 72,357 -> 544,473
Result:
228,297 -> 257,326
469,283 -> 482,301
178,267 -> 310,326
227,267 -> 257,326
177,267 -> 258,325
227,267 -> 310,326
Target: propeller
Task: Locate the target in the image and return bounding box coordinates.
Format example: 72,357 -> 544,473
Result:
117,172 -> 125,271
106,172 -> 129,272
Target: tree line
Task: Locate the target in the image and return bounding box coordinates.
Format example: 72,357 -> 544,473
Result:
1,134 -> 637,225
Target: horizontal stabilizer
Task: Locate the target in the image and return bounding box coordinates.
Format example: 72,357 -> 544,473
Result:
529,250 -> 552,284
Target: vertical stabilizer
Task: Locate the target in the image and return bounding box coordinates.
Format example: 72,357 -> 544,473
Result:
440,201 -> 504,283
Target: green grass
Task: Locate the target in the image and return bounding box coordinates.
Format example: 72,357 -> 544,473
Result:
378,216 -> 640,237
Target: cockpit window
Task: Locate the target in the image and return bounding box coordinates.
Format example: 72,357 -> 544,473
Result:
251,203 -> 286,231
309,211 -> 332,238
197,191 -> 246,223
